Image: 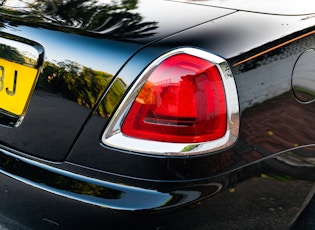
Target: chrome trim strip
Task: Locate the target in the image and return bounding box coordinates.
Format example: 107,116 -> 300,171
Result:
102,47 -> 240,156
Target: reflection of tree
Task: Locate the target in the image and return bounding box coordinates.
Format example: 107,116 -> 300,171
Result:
28,0 -> 158,39
0,0 -> 153,116
0,44 -> 24,63
38,60 -> 126,117
0,42 -> 38,66
0,152 -> 123,200
98,78 -> 126,117
52,175 -> 123,199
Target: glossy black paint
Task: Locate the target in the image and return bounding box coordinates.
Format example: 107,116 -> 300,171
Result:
0,0 -> 314,229
68,12 -> 315,181
0,24 -> 140,160
0,147 -> 314,229
0,0 -> 234,161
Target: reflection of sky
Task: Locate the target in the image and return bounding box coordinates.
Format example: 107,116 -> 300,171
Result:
136,0 -> 232,39
4,0 -> 126,8
0,0 -> 233,72
0,36 -> 38,60
3,0 -> 31,8
6,0 -> 315,16
176,0 -> 315,15
3,25 -> 140,73
5,0 -> 234,42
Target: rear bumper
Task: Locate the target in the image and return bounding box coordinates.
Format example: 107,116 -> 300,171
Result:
0,148 -> 184,211
0,146 -> 314,229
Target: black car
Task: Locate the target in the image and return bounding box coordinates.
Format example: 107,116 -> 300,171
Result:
0,0 -> 314,229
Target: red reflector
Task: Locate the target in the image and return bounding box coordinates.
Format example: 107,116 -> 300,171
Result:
121,53 -> 227,143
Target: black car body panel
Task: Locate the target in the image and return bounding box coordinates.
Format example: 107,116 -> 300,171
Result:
0,0 -> 234,161
69,11 -> 315,180
0,0 -> 314,229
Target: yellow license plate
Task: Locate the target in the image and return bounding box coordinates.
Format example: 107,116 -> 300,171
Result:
0,58 -> 38,116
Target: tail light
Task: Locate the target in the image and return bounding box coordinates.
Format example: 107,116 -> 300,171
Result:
102,48 -> 239,156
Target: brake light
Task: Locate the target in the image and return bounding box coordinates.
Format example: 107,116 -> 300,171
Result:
121,54 -> 227,143
102,48 -> 239,156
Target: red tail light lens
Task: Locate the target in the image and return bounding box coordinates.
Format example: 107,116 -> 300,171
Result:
102,48 -> 239,156
121,54 -> 227,143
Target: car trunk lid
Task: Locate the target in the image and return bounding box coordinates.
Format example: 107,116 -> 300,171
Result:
0,0 -> 234,161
